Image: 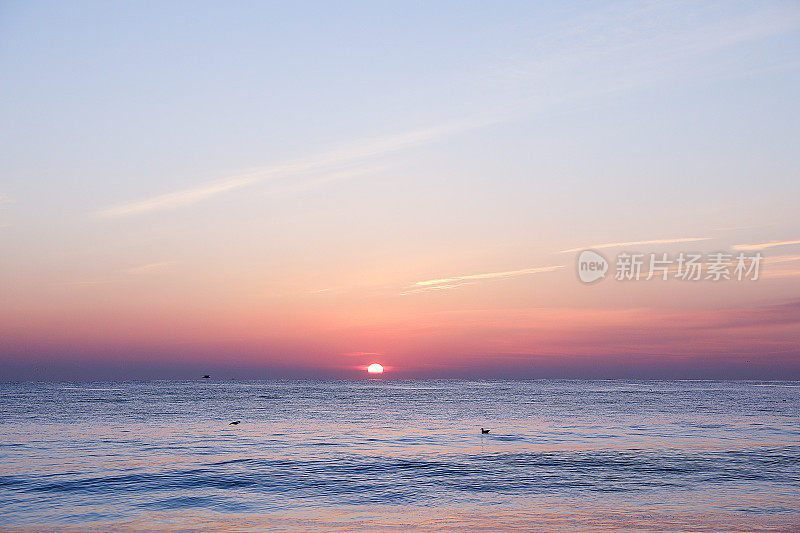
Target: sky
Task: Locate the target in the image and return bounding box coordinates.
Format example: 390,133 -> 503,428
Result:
1,1 -> 799,380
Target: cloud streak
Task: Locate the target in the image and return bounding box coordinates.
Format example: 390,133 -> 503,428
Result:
96,120 -> 485,217
402,265 -> 564,295
98,177 -> 260,217
560,237 -> 710,253
94,5 -> 800,220
124,261 -> 175,275
732,239 -> 800,251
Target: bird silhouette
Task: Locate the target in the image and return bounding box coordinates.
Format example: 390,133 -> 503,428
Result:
481,428 -> 490,434
229,421 -> 241,425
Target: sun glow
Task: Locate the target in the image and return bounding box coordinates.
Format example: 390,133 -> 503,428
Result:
367,363 -> 384,374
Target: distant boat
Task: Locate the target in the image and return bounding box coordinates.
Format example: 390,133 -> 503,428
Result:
229,421 -> 241,425
202,375 -> 211,379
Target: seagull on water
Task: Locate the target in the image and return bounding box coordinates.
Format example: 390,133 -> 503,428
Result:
229,420 -> 241,425
481,428 -> 490,434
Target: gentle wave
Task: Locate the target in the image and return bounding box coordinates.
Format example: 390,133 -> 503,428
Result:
4,447 -> 796,501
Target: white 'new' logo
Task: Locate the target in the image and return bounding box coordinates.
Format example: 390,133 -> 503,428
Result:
577,250 -> 608,283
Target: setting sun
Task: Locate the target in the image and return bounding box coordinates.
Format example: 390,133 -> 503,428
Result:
367,363 -> 384,374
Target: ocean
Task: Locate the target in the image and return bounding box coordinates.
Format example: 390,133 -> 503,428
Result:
0,380 -> 798,532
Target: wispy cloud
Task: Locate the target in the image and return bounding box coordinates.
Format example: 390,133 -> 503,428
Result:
124,261 -> 175,275
758,255 -> 800,279
343,351 -> 383,357
266,166 -> 384,198
98,177 -> 260,217
494,3 -> 800,116
401,282 -> 473,295
764,255 -> 800,264
402,265 -> 564,295
61,261 -> 176,286
94,4 -> 800,220
96,120 -> 485,217
560,237 -> 710,253
415,265 -> 565,286
61,278 -> 115,287
732,239 -> 800,251
711,223 -> 775,232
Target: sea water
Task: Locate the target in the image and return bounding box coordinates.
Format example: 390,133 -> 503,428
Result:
1,380 -> 798,531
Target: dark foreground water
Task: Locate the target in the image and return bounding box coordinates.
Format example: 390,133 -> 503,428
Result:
0,380 -> 798,532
